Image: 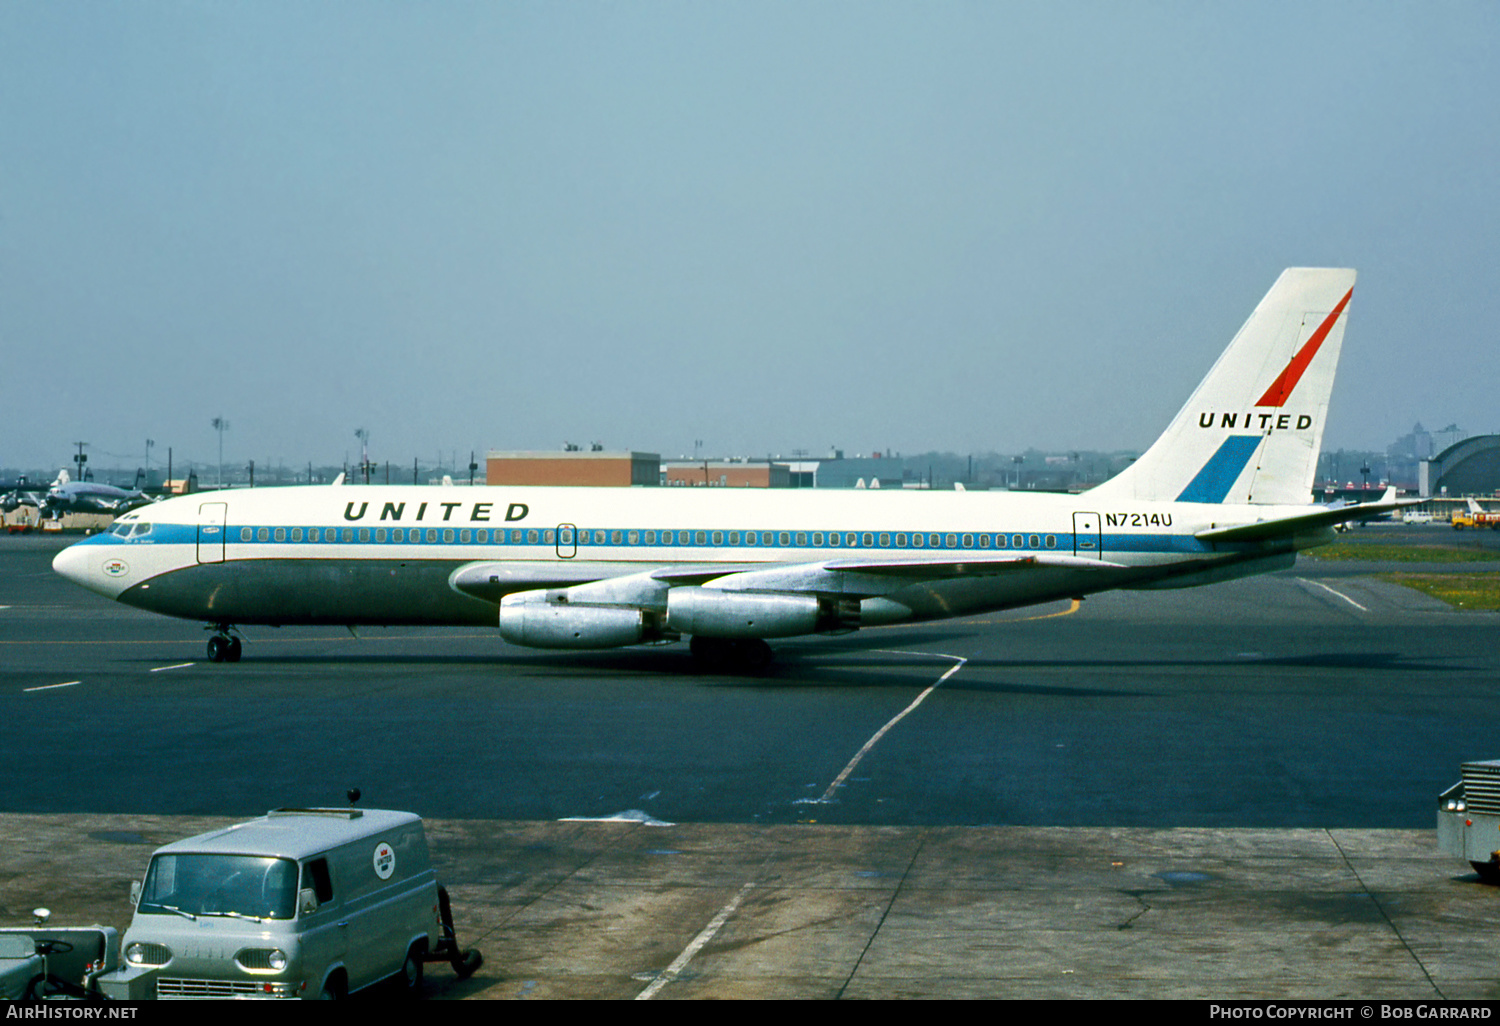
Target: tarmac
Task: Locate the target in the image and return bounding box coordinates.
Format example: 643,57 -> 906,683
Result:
3,813 -> 1497,1000
6,526 -> 1500,1000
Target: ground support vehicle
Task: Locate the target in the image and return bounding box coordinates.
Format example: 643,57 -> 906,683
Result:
1438,760 -> 1500,880
0,910 -> 119,1001
95,805 -> 480,1000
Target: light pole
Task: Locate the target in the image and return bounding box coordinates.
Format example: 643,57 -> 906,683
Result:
211,417 -> 229,489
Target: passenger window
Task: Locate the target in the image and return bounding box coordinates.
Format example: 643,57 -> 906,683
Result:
1029,534 -> 1041,548
878,533 -> 890,547
778,532 -> 790,546
308,528 -> 320,542
358,528 -> 370,543
712,531 -> 723,545
443,529 -> 455,543
304,858 -> 334,906
795,532 -> 807,546
861,533 -> 873,547
1012,534 -> 1023,549
1045,535 -> 1057,548
291,528 -> 303,542
374,529 -> 386,543
695,531 -> 707,545
962,534 -> 973,548
343,529 -> 354,543
895,533 -> 907,547
240,528 -> 252,542
258,528 -> 270,542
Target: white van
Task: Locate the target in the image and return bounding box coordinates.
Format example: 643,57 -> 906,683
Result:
99,807 -> 442,999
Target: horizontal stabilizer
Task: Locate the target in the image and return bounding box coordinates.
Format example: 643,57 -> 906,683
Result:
1195,490 -> 1416,543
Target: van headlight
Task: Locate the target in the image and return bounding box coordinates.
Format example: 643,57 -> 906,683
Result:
235,948 -> 289,972
125,941 -> 171,966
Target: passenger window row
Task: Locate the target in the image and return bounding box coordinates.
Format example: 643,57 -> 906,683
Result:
234,526 -> 1062,549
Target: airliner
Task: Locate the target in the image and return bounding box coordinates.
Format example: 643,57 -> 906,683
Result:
54,268 -> 1403,667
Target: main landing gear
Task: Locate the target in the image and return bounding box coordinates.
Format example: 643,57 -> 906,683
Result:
204,624 -> 243,663
689,635 -> 774,671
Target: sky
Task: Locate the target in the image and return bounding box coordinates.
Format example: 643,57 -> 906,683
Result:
2,2 -> 1496,476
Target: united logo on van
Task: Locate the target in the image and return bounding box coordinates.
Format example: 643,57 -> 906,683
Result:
373,841 -> 396,880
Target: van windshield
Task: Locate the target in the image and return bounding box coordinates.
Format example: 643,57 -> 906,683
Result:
139,854 -> 298,921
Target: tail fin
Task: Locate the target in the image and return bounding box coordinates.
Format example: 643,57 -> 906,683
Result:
1087,268 -> 1355,506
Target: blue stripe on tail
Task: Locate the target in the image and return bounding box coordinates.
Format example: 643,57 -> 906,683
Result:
1176,436 -> 1262,503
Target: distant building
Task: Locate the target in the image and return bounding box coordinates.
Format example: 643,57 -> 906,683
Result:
1420,435 -> 1500,497
662,460 -> 791,487
486,450 -> 659,487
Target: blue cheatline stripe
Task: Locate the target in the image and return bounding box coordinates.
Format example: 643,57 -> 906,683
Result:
1176,435 -> 1262,504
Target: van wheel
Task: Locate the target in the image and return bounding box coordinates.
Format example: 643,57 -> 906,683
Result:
401,943 -> 425,995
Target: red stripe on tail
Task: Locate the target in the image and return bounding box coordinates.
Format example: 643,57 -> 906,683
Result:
1255,287 -> 1353,407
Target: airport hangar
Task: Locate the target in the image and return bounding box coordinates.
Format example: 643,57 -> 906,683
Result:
1420,434 -> 1500,498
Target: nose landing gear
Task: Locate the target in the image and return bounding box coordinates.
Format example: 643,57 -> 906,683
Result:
204,625 -> 243,663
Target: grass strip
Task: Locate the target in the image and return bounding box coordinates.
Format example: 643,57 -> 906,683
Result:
1377,572 -> 1500,610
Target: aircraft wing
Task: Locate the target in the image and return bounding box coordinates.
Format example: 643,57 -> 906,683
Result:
651,552 -> 1124,598
1195,489 -> 1415,544
456,553 -> 1124,604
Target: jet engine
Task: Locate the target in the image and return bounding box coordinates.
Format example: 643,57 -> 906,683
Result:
498,590 -> 669,649
665,587 -> 859,639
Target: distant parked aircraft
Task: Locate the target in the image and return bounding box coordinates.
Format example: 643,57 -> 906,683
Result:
38,470 -> 159,518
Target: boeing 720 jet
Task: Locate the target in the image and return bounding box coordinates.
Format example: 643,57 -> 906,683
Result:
54,268 -> 1402,666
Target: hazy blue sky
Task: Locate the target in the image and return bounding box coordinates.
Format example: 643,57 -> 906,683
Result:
3,2 -> 1496,476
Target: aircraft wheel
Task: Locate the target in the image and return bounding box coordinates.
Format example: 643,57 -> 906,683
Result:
732,639 -> 773,670
690,636 -> 772,671
226,636 -> 243,662
206,636 -> 229,662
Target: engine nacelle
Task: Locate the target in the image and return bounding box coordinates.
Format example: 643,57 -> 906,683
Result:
499,590 -> 660,649
665,588 -> 859,639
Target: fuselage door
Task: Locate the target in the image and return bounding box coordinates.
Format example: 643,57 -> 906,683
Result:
556,523 -> 577,559
1072,511 -> 1102,559
197,502 -> 228,564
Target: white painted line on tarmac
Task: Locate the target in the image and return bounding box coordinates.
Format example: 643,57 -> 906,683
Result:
807,651 -> 967,804
635,881 -> 756,1000
1298,577 -> 1369,612
150,662 -> 195,672
25,681 -> 81,692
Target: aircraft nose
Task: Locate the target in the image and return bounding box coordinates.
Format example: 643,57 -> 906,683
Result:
52,542 -> 89,584
52,541 -> 108,594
